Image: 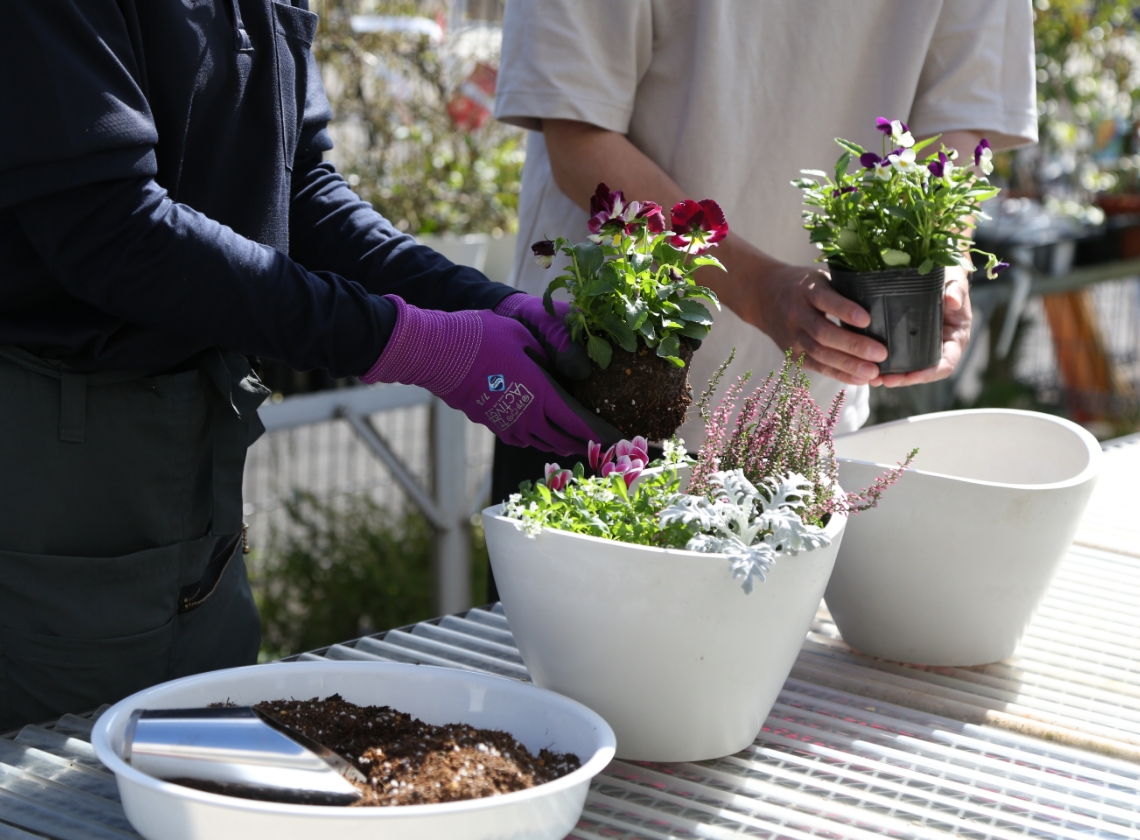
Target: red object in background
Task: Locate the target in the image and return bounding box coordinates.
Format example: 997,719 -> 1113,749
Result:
447,62 -> 497,131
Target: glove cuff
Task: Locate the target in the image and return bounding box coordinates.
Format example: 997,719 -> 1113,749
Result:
492,292 -> 527,319
361,296 -> 481,396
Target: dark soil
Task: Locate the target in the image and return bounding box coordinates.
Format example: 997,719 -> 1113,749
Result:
252,695 -> 581,807
572,337 -> 695,441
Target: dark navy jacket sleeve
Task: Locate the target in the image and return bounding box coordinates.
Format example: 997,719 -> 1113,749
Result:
1,0 -> 517,378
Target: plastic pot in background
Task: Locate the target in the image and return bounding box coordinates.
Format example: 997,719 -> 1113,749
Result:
828,265 -> 944,374
824,409 -> 1101,667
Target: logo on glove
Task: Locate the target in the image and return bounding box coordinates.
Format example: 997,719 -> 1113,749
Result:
487,374 -> 506,392
486,382 -> 534,431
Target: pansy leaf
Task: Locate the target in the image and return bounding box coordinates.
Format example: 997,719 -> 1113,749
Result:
624,298 -> 648,329
799,169 -> 828,178
587,335 -> 613,369
602,313 -> 638,353
676,298 -> 714,324
691,255 -> 724,270
657,334 -> 681,360
834,138 -> 866,155
629,253 -> 653,273
917,257 -> 935,275
639,320 -> 658,343
573,242 -> 604,276
834,151 -> 852,182
791,178 -> 817,189
679,321 -> 711,340
912,134 -> 940,155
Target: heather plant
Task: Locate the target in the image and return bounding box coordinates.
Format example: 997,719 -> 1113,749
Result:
531,183 -> 725,369
691,351 -> 916,526
793,118 -> 1006,278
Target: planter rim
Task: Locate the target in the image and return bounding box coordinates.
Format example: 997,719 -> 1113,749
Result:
835,408 -> 1101,491
484,497 -> 849,556
827,263 -> 945,278
91,661 -> 615,820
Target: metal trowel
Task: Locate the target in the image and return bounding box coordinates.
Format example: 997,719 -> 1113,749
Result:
122,707 -> 366,805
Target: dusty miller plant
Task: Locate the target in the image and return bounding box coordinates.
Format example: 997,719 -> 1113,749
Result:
659,470 -> 830,593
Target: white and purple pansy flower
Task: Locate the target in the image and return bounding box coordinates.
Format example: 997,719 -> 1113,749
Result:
531,238 -> 556,268
974,139 -> 993,175
876,117 -> 914,148
887,147 -> 918,174
927,151 -> 954,181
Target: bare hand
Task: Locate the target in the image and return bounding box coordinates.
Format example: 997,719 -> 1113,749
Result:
706,244 -> 888,385
871,265 -> 972,387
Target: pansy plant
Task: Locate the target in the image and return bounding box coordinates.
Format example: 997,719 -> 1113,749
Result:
792,118 -> 1006,278
531,183 -> 725,369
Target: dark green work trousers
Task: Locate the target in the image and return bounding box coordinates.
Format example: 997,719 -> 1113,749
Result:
0,347 -> 268,732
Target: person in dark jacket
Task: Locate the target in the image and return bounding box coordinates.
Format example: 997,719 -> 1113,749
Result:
0,0 -> 611,732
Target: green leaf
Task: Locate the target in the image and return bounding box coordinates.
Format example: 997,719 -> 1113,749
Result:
791,177 -> 817,189
676,298 -> 713,324
639,320 -> 658,343
809,226 -> 833,244
630,253 -> 653,273
799,169 -> 828,178
657,334 -> 681,360
542,277 -> 566,315
678,321 -> 711,340
573,242 -> 604,276
835,151 -> 852,182
917,257 -> 935,275
624,298 -> 648,329
690,255 -> 724,271
602,313 -> 638,353
834,137 -> 866,156
587,335 -> 613,369
912,134 -> 940,155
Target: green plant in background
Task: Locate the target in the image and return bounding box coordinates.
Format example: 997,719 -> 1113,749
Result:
252,492 -> 488,660
1006,0 -> 1140,196
312,0 -> 523,235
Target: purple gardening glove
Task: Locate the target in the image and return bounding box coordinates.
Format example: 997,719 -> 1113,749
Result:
493,293 -> 592,380
362,296 -> 621,456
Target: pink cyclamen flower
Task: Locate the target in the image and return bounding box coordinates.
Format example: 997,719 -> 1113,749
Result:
544,463 -> 572,491
588,439 -> 615,472
601,454 -> 646,488
614,436 -> 649,464
531,239 -> 556,268
668,198 -> 729,254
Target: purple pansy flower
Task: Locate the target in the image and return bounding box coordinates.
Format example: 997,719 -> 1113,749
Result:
860,152 -> 882,169
832,186 -> 858,198
531,239 -> 556,268
927,151 -> 953,178
974,139 -> 994,175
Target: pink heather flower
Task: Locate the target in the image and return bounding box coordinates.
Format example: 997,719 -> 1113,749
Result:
544,463 -> 572,491
668,199 -> 728,253
531,239 -> 556,268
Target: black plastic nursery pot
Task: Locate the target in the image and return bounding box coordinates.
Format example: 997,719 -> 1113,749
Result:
828,264 -> 944,375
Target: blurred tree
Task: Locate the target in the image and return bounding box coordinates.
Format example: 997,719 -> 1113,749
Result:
311,0 -> 524,235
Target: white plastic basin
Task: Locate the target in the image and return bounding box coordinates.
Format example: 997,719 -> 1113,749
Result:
91,661 -> 615,840
826,409 -> 1101,666
483,504 -> 846,762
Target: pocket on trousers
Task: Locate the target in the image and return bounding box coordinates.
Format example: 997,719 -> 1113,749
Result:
0,620 -> 174,732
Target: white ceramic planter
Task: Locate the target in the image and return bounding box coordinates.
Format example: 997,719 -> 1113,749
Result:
91,662 -> 615,840
483,505 -> 847,762
826,409 -> 1101,666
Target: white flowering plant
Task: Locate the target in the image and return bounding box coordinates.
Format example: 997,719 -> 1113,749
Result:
793,117 -> 1007,279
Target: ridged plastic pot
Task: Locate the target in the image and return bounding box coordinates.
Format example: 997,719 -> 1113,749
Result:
825,409 -> 1101,666
829,264 -> 944,373
483,505 -> 847,762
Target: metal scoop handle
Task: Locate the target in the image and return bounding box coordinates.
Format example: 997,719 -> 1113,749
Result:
124,707 -> 365,804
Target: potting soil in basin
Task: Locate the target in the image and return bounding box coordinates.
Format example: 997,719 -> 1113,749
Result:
179,695 -> 580,806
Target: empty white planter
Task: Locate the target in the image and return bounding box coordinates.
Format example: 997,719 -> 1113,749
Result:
826,409 -> 1101,666
483,505 -> 846,762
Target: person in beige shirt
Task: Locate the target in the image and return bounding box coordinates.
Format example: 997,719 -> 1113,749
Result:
485,1 -> 1038,594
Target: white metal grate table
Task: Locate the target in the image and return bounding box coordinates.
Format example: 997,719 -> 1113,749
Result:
4,436 -> 1140,839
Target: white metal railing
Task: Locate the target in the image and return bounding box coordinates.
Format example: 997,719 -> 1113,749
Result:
257,385 -> 487,614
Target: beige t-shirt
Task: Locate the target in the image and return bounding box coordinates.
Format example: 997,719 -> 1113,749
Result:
495,0 -> 1037,444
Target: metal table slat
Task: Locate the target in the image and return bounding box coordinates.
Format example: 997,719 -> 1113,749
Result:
3,437 -> 1140,839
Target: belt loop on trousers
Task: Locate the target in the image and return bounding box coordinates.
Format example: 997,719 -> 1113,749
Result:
59,372 -> 87,443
